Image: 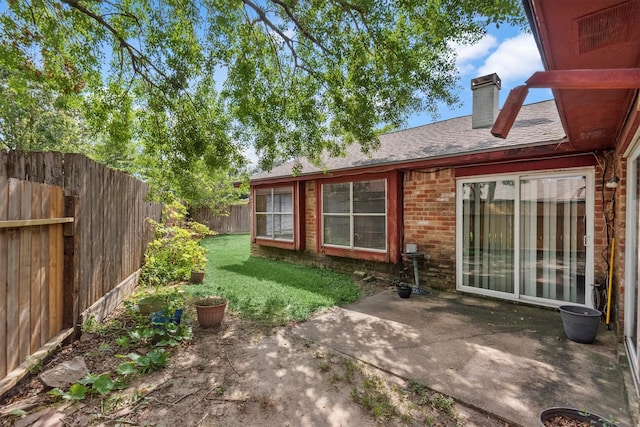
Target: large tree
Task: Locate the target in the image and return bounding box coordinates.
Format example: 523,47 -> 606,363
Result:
0,0 -> 525,180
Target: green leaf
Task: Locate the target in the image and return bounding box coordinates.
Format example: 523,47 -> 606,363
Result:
115,336 -> 129,348
117,362 -> 137,376
146,349 -> 169,367
78,373 -> 101,385
48,388 -> 65,398
9,409 -> 27,417
0,0 -> 524,208
67,384 -> 89,400
92,374 -> 115,395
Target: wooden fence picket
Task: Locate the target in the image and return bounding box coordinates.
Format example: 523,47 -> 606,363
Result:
0,151 -> 162,388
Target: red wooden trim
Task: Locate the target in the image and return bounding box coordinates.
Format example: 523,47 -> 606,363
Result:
322,246 -> 388,262
314,171 -> 400,263
617,95 -> 640,155
455,154 -> 597,178
526,69 -> 640,89
251,183 -> 299,249
318,171 -> 391,184
252,182 -> 297,190
296,181 -> 306,251
315,180 -> 322,254
387,170 -> 402,264
254,238 -> 296,250
491,86 -> 529,139
250,187 -> 256,243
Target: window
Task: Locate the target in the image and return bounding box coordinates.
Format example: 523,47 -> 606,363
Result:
255,187 -> 294,241
322,179 -> 386,251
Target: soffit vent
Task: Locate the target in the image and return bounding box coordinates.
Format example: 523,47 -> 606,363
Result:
577,1 -> 639,54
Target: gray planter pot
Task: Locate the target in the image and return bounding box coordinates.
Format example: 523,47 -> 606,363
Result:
559,305 -> 601,344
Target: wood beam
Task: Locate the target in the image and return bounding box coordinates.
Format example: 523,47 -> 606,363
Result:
526,69 -> 640,89
491,86 -> 529,139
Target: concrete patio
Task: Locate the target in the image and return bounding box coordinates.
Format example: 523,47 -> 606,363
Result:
292,289 -> 637,426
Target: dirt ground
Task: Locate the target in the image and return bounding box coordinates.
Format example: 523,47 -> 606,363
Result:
1,289 -> 515,427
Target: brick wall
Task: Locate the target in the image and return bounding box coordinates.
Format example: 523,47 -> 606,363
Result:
250,178 -> 397,279
403,168 -> 457,290
612,153 -> 627,337
250,244 -> 397,278
250,160 -> 613,300
305,180 -> 317,250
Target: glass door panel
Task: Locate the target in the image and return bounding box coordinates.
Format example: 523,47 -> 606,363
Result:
630,158 -> 640,360
461,180 -> 515,293
520,176 -> 587,304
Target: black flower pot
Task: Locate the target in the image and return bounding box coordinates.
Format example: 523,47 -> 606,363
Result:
539,407 -> 618,426
396,285 -> 412,299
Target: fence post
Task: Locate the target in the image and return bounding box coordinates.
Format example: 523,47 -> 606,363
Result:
63,195 -> 80,336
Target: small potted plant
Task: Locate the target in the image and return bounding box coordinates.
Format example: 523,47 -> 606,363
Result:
149,291 -> 185,327
189,246 -> 208,283
193,296 -> 227,329
539,407 -> 619,426
137,294 -> 167,315
394,264 -> 413,298
396,283 -> 413,298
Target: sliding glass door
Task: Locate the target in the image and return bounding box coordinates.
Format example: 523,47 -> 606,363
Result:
625,152 -> 640,390
457,170 -> 593,306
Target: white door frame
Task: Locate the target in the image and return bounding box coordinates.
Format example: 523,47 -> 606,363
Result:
624,130 -> 640,396
456,168 -> 595,308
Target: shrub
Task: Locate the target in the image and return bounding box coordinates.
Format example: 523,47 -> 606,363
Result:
140,204 -> 215,286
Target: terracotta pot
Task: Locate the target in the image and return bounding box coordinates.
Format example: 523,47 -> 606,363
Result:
190,270 -> 205,283
195,300 -> 227,329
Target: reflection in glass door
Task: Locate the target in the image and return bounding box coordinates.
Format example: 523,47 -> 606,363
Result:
460,180 -> 515,293
520,176 -> 587,304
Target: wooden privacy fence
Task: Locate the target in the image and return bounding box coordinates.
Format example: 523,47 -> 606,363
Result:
0,178 -> 71,379
0,151 -> 162,388
191,203 -> 250,234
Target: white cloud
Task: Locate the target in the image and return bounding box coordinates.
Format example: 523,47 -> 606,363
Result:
477,32 -> 543,84
450,35 -> 498,75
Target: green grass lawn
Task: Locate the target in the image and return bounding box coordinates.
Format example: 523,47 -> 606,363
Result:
181,234 -> 361,326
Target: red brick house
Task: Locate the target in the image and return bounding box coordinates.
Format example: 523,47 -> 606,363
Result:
250,0 -> 640,397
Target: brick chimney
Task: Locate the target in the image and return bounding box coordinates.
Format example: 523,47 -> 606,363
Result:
471,73 -> 501,129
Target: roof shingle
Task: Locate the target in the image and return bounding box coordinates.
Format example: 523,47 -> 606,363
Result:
252,100 -> 565,181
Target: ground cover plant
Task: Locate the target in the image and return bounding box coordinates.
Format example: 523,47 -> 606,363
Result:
1,229 -> 512,426
183,234 -> 361,326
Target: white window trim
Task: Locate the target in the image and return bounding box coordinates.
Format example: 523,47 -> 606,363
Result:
254,187 -> 294,242
456,168 -> 595,308
321,179 -> 387,252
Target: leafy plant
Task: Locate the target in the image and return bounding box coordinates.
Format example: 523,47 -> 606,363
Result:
49,383 -> 89,401
193,296 -> 227,307
139,213 -> 214,286
116,349 -> 169,375
48,373 -> 126,402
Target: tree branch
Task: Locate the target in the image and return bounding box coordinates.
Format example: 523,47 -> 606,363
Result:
269,0 -> 334,57
60,0 -> 170,90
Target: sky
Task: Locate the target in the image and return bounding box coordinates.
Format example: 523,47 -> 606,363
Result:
407,24 -> 552,128
245,24 -> 552,165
